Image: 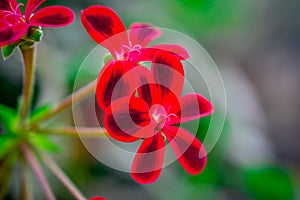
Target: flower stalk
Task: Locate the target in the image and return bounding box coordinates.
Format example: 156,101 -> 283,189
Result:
20,159 -> 32,200
36,126 -> 108,137
29,79 -> 97,130
0,153 -> 16,200
40,154 -> 86,200
18,45 -> 36,130
22,143 -> 56,200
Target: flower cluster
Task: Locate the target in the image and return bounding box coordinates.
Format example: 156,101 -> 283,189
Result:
0,1 -> 214,198
81,6 -> 214,184
0,0 -> 74,47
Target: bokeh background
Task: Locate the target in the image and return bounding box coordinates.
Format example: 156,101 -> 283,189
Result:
1,0 -> 300,199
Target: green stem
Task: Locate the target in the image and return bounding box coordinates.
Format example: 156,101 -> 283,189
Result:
18,45 -> 36,130
36,126 -> 107,137
40,154 -> 86,200
22,143 -> 56,200
29,79 -> 96,130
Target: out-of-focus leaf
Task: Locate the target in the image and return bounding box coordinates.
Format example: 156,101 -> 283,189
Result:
31,134 -> 60,153
0,104 -> 17,133
188,157 -> 222,185
103,53 -> 113,65
243,166 -> 295,200
30,104 -> 51,121
174,0 -> 243,32
0,134 -> 17,159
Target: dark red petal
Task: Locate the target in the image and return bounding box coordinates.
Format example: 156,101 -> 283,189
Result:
0,22 -> 28,47
129,44 -> 189,63
29,6 -> 75,27
131,134 -> 165,184
104,97 -> 151,142
164,126 -> 207,174
133,66 -> 180,107
95,96 -> 105,127
96,60 -> 136,110
129,23 -> 161,47
134,67 -> 155,105
89,197 -> 106,200
169,93 -> 214,124
25,0 -> 45,19
80,5 -> 127,57
152,51 -> 184,98
137,83 -> 157,106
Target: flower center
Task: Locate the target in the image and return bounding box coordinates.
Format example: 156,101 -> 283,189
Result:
116,41 -> 142,60
123,41 -> 142,55
149,104 -> 177,131
2,3 -> 24,24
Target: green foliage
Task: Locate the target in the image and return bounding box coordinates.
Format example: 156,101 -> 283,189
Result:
0,103 -> 59,155
1,42 -> 20,60
243,166 -> 295,200
31,134 -> 60,153
0,134 -> 18,159
30,104 -> 51,122
0,104 -> 17,133
103,53 -> 113,65
170,0 -> 244,34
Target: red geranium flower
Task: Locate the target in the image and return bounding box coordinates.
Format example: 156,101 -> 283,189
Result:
81,6 -> 190,110
89,196 -> 106,200
81,5 -> 188,62
0,0 -> 75,46
103,51 -> 214,184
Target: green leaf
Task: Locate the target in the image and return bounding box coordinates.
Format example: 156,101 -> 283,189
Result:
1,42 -> 20,60
31,134 -> 60,153
0,104 -> 17,133
243,166 -> 295,200
30,104 -> 51,120
0,134 -> 18,159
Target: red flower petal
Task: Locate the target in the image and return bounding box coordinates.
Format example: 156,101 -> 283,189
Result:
104,97 -> 151,142
134,67 -> 155,105
96,60 -> 136,110
164,126 -> 207,174
152,51 -> 184,98
0,22 -> 28,47
25,0 -> 45,19
81,5 -> 128,57
151,44 -> 189,59
95,96 -> 105,126
29,6 -> 75,27
129,44 -> 189,63
129,23 -> 161,47
89,197 -> 106,200
133,65 -> 181,109
0,0 -> 20,13
137,83 -> 156,106
169,93 -> 214,124
131,134 -> 165,184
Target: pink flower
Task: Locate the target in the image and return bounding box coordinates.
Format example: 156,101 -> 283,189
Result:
0,0 -> 75,46
102,51 -> 214,184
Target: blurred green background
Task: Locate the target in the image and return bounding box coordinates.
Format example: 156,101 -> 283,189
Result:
1,0 -> 300,199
